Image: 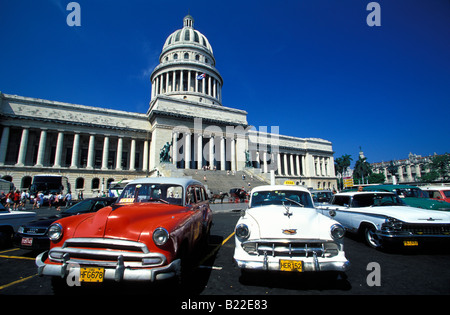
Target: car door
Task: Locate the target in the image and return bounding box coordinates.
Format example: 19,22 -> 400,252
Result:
320,195 -> 356,232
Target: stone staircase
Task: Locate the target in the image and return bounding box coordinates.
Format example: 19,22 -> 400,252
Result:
182,169 -> 269,196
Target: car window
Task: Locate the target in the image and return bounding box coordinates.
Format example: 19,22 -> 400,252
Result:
62,199 -> 96,214
250,190 -> 313,208
352,194 -> 404,208
118,184 -> 184,206
332,196 -> 350,206
444,191 -> 450,198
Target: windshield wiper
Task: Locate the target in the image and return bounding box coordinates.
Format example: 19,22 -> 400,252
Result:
144,198 -> 169,204
284,198 -> 304,207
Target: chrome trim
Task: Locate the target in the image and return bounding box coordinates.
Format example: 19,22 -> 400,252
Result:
36,251 -> 181,282
241,239 -> 337,258
48,238 -> 166,268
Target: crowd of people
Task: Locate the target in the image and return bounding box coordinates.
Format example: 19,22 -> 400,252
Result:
0,190 -> 73,211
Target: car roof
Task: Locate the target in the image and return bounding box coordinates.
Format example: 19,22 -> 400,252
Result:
420,186 -> 450,191
336,191 -> 395,196
251,185 -> 310,193
126,177 -> 203,189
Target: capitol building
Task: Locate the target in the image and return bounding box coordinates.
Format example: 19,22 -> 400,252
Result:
0,15 -> 337,197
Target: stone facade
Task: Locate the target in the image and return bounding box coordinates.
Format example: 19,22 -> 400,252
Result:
0,15 -> 337,197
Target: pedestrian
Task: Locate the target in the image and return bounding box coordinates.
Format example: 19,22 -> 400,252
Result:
64,191 -> 72,208
13,190 -> 20,210
6,191 -> 13,211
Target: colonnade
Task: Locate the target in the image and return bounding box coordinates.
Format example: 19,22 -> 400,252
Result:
171,131 -> 237,171
0,126 -> 149,171
169,130 -> 333,178
151,69 -> 222,102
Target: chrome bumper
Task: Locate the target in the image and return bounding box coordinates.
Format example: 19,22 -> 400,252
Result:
235,252 -> 350,272
36,251 -> 181,282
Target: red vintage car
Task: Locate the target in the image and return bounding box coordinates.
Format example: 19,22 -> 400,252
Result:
36,177 -> 212,288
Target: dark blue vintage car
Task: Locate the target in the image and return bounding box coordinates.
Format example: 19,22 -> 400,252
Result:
14,197 -> 116,250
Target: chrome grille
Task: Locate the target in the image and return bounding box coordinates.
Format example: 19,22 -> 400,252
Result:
241,240 -> 339,258
48,237 -> 166,268
401,224 -> 450,236
22,227 -> 47,235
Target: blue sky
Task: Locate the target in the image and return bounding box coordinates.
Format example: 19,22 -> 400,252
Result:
1,0 -> 449,166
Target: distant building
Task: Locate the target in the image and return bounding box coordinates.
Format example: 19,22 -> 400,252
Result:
371,152 -> 446,184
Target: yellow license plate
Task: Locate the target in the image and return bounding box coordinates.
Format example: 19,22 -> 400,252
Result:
279,259 -> 303,272
80,267 -> 104,282
403,240 -> 418,246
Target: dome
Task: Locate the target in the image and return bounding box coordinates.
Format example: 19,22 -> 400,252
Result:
150,15 -> 223,106
161,15 -> 214,57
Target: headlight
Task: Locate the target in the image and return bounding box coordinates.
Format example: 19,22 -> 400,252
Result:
48,223 -> 63,241
381,217 -> 403,232
235,223 -> 250,241
330,224 -> 345,240
153,227 -> 169,246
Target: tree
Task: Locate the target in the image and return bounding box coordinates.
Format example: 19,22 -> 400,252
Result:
334,154 -> 352,176
353,155 -> 372,184
427,153 -> 450,182
368,172 -> 385,184
335,154 -> 352,190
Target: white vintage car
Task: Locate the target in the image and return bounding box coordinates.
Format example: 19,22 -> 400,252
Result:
316,191 -> 450,249
233,185 -> 350,274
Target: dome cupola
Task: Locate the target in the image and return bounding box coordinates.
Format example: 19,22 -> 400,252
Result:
150,15 -> 223,106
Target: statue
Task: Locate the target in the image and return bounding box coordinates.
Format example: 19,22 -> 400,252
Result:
245,150 -> 252,167
159,141 -> 172,163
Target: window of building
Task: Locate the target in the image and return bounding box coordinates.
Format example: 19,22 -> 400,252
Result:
75,177 -> 84,190
92,178 -> 100,190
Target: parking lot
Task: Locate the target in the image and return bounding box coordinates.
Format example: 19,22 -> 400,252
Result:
1,207 -> 450,298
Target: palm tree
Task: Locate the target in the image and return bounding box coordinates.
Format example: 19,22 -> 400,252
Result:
353,156 -> 372,184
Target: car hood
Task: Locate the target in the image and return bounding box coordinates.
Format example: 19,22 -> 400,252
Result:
403,198 -> 450,211
71,203 -> 188,241
244,206 -> 335,240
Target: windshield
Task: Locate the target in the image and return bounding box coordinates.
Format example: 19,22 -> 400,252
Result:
250,190 -> 314,208
351,193 -> 405,208
117,184 -> 184,206
393,188 -> 427,198
61,199 -> 111,215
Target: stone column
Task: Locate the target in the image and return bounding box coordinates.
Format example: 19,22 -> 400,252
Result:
53,131 -> 64,168
185,133 -> 191,169
296,155 -> 301,176
0,126 -> 10,166
101,136 -> 109,170
86,134 -> 95,169
129,139 -> 136,171
188,70 -> 192,92
16,128 -> 29,166
209,135 -> 214,168
220,136 -> 226,171
70,133 -> 80,169
115,137 -> 123,170
277,153 -> 282,175
230,138 -> 236,171
197,133 -> 203,169
142,140 -> 148,171
173,132 -> 178,167
35,129 -> 47,167
283,153 -> 288,176
263,151 -> 268,173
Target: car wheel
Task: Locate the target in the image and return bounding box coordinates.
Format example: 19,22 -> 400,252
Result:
363,225 -> 381,249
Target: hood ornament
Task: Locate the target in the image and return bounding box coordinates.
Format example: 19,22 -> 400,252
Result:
282,201 -> 293,218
